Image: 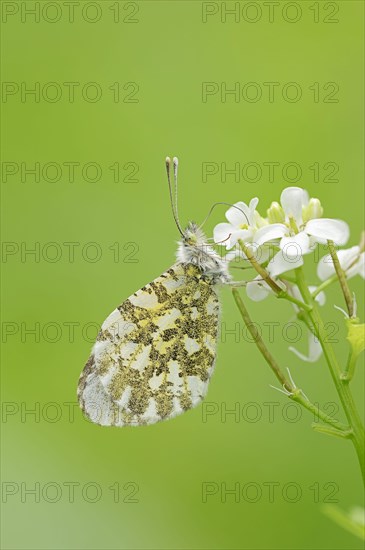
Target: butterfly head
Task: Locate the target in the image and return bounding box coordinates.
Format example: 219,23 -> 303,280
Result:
182,222 -> 207,246
177,222 -> 231,284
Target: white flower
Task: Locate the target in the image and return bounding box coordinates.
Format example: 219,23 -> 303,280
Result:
213,198 -> 262,249
317,245 -> 365,281
246,276 -> 325,309
246,276 -> 273,302
253,187 -> 350,276
266,248 -> 304,277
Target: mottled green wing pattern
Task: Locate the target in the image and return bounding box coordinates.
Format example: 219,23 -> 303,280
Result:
77,263 -> 220,426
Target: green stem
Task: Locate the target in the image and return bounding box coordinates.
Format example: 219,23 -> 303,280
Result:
311,274 -> 338,298
297,310 -> 316,335
327,240 -> 354,317
312,234 -> 364,301
312,424 -> 353,440
342,350 -> 358,383
238,240 -> 283,294
293,394 -> 349,432
277,291 -> 312,312
232,288 -> 349,435
295,266 -> 365,486
280,275 -> 297,284
238,240 -> 312,312
232,287 -> 290,390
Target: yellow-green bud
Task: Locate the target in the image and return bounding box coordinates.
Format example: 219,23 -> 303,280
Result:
254,210 -> 269,228
267,202 -> 285,224
303,198 -> 323,222
346,318 -> 365,359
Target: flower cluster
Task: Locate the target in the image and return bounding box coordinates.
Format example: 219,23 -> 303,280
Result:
213,187 -> 364,362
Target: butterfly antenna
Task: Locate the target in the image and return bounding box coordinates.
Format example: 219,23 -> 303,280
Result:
173,157 -> 180,227
199,202 -> 250,229
165,156 -> 184,236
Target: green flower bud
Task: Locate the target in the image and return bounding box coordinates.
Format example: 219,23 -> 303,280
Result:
267,201 -> 285,224
254,210 -> 269,228
346,318 -> 365,359
303,198 -> 323,222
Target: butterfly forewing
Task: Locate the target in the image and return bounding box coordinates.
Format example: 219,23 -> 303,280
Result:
78,263 -> 220,426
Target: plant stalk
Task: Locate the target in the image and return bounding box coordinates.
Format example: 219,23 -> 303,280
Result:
295,266 -> 365,485
232,288 -> 350,435
327,240 -> 354,317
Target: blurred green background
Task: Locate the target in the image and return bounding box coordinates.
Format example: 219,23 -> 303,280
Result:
1,1 -> 364,549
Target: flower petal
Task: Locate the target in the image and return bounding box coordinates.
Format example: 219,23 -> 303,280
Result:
246,277 -> 272,301
267,250 -> 303,277
289,332 -> 322,363
287,284 -> 303,306
224,248 -> 246,263
254,210 -> 269,229
229,228 -> 253,248
252,244 -> 271,264
335,247 -> 360,270
225,201 -> 251,227
279,231 -> 310,258
305,218 -> 349,246
354,252 -> 365,279
346,250 -> 365,280
280,187 -> 309,225
317,255 -> 333,281
308,285 -> 326,306
213,223 -> 234,247
317,246 -> 360,281
254,223 -> 287,246
248,197 -> 259,225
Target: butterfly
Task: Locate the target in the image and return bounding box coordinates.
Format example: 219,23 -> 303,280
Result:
77,157 -> 245,427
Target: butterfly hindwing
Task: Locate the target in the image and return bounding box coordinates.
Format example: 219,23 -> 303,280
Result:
78,263 -> 220,426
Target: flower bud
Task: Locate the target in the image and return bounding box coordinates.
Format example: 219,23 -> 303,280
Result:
303,198 -> 323,222
346,318 -> 365,359
267,201 -> 285,224
254,210 -> 269,228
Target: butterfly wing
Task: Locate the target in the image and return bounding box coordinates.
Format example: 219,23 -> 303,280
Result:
77,263 -> 220,426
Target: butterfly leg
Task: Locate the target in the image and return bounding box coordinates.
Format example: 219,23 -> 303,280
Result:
226,281 -> 248,287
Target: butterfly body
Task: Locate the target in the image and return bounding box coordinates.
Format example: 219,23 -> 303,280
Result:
77,222 -> 230,427
177,222 -> 231,284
